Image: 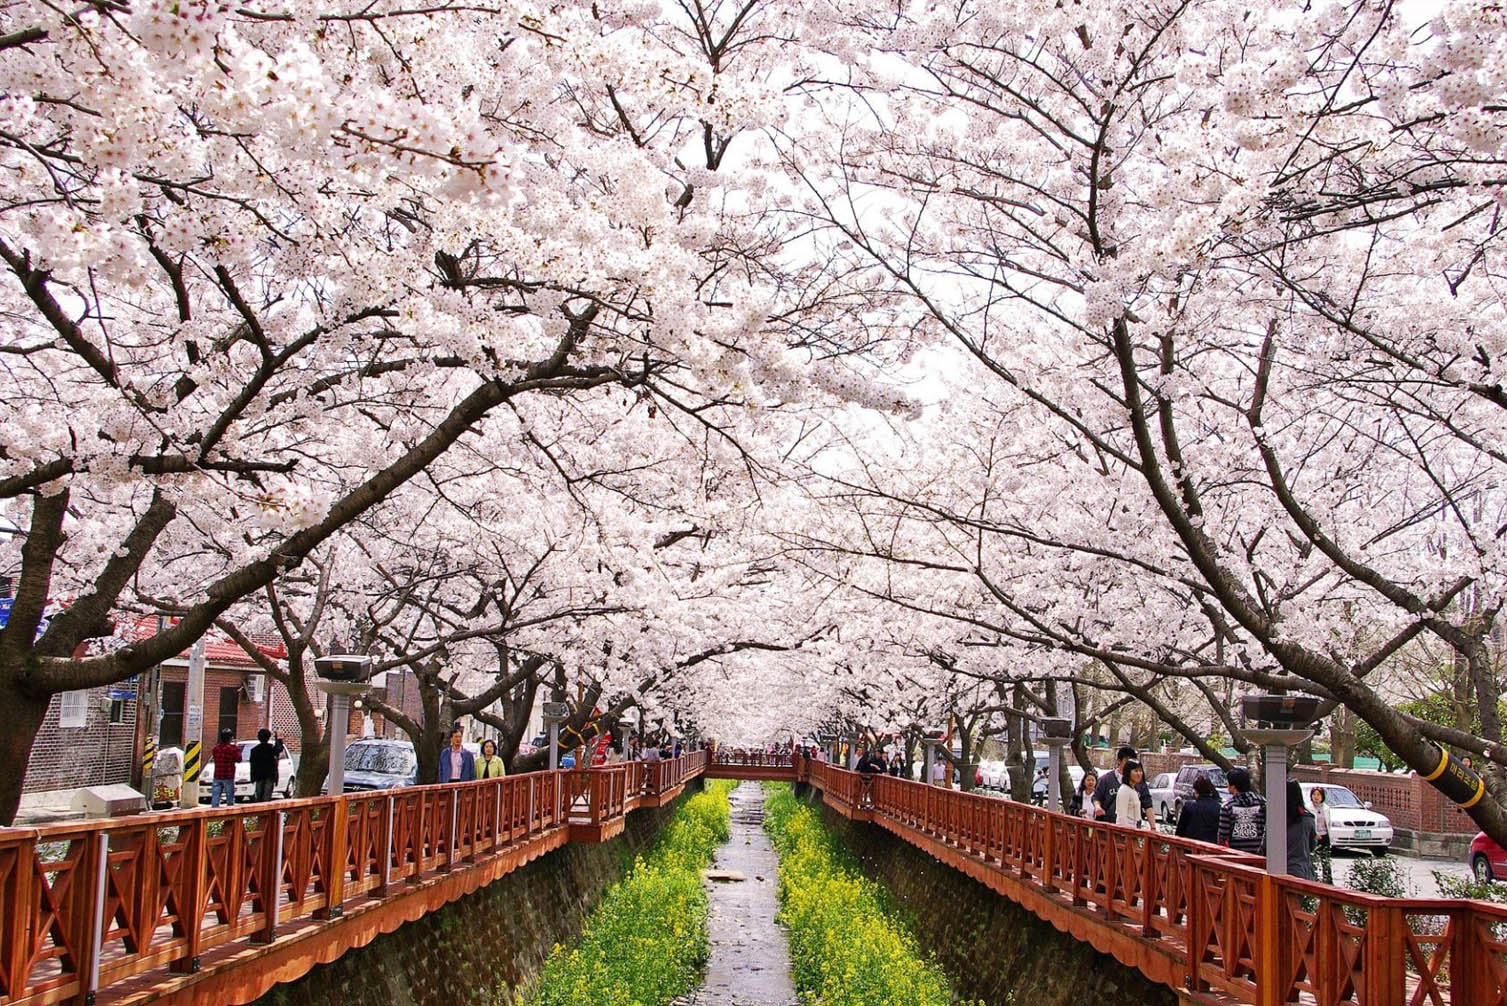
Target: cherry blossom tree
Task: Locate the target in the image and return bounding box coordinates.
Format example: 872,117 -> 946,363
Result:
781,0 -> 1507,839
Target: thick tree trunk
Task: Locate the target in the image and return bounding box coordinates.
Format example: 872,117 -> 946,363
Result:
0,676 -> 58,825
290,687 -> 330,797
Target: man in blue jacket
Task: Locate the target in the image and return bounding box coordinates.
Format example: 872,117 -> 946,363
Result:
437,725 -> 476,783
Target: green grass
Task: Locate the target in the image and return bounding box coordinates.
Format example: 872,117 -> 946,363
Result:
762,783 -> 961,1006
525,780 -> 734,1006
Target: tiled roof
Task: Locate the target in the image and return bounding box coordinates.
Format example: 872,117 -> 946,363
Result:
119,615 -> 287,670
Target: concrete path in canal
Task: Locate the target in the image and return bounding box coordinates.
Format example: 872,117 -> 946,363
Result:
683,782 -> 799,1006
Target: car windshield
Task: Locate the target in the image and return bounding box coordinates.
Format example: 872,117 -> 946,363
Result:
345,744 -> 415,776
1314,786 -> 1363,809
240,741 -> 285,759
1189,767 -> 1227,789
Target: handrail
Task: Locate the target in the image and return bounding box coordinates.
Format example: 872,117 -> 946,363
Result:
0,751 -> 708,1006
796,756 -> 1507,1006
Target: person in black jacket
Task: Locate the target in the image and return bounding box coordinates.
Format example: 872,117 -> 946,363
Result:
1175,774 -> 1222,844
248,728 -> 285,802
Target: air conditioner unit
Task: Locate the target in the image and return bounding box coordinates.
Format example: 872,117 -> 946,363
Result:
245,674 -> 266,705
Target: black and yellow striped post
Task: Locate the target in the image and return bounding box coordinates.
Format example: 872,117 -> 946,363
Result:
142,738 -> 156,781
182,740 -> 202,787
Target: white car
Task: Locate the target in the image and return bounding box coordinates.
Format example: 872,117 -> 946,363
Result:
233,739 -> 296,801
1147,772 -> 1177,822
978,760 -> 1009,790
1300,783 -> 1394,852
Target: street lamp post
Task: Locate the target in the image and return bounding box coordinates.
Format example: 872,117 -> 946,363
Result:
1039,718 -> 1072,814
314,655 -> 372,797
1241,694 -> 1321,875
542,702 -> 569,772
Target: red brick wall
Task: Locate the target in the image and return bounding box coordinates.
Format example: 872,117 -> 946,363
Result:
23,688 -> 140,794
1288,765 -> 1481,835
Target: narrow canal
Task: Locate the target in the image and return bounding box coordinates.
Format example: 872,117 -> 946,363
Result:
682,783 -> 799,1005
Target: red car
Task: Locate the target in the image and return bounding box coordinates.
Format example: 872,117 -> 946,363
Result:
1470,832 -> 1507,883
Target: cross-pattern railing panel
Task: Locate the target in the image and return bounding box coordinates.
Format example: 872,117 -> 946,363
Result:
0,754 -> 707,1006
796,757 -> 1507,1006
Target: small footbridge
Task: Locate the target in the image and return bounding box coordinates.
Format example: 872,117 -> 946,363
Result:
0,752 -> 1500,1006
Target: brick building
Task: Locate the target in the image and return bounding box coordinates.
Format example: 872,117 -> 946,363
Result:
22,617 -> 295,796
23,686 -> 141,794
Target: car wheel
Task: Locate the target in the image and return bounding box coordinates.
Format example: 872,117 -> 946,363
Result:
1474,854 -> 1495,884
1160,802 -> 1170,823
1372,846 -> 1389,857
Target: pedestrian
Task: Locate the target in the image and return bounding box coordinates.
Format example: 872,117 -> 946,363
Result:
674,739 -> 683,759
1218,767 -> 1267,854
437,725 -> 476,783
477,739 -> 506,779
643,741 -> 661,762
1175,774 -> 1222,844
1286,779 -> 1318,880
1071,770 -> 1101,819
247,728 -> 284,802
1311,786 -> 1333,883
856,745 -> 887,775
209,728 -> 240,808
931,755 -> 948,787
1115,760 -> 1154,830
1095,746 -> 1137,823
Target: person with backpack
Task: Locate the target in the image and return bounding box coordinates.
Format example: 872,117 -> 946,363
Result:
1218,767 -> 1267,854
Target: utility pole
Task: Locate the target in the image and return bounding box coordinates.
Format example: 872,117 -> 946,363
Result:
135,614 -> 164,800
180,636 -> 206,809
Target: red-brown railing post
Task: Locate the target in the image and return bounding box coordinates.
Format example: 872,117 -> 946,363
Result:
1450,905 -> 1484,1006
1363,903 -> 1406,1006
1141,834 -> 1157,937
172,818 -> 208,971
1255,874 -> 1281,1006
4,836 -> 36,995
317,799 -> 348,919
1042,813 -> 1056,892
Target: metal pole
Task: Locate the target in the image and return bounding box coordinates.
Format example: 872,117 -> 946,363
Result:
328,691 -> 350,795
1265,744 -> 1288,875
180,637 -> 206,808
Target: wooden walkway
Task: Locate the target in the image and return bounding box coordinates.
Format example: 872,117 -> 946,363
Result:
3,751 -> 1503,1006
0,754 -> 705,1006
799,758 -> 1507,1006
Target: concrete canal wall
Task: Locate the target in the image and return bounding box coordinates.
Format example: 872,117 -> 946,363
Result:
252,784 -> 698,1006
811,795 -> 1178,1006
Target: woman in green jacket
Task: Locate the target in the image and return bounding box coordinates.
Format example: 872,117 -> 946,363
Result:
477,739 -> 506,779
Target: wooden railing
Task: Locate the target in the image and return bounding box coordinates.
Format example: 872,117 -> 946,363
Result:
798,758 -> 1507,1006
0,752 -> 707,1006
710,752 -> 796,768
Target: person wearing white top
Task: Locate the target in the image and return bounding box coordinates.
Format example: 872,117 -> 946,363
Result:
1115,761 -> 1153,830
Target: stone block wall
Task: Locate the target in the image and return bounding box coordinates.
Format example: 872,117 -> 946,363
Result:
812,798 -> 1178,1006
253,785 -> 696,1006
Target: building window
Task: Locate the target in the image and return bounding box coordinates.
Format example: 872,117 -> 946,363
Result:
59,691 -> 89,729
218,686 -> 240,739
160,681 -> 186,748
109,699 -> 126,725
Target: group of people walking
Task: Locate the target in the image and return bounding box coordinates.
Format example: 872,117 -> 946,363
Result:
1068,746 -> 1332,881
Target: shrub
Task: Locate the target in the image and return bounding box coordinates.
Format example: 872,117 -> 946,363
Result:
526,780 -> 734,1006
1434,871 -> 1507,904
762,783 -> 960,1006
1344,855 -> 1411,900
